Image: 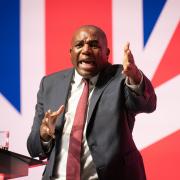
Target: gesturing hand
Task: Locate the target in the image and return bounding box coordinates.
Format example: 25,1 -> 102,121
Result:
40,105 -> 65,141
122,42 -> 142,85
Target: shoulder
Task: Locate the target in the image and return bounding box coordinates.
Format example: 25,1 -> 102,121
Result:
108,64 -> 123,73
100,63 -> 124,79
39,68 -> 74,87
96,64 -> 125,87
45,68 -> 74,80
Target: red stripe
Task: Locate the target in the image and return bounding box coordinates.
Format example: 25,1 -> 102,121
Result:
152,22 -> 180,88
45,0 -> 112,75
141,130 -> 180,180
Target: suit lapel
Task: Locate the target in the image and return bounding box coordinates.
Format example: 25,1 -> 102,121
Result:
55,69 -> 74,130
87,64 -> 116,124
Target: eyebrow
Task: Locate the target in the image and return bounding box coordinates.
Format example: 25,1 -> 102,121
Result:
74,40 -> 99,44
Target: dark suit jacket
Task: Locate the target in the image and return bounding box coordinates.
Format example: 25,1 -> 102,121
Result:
27,64 -> 156,180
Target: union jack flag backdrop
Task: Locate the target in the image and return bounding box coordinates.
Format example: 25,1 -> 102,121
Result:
0,0 -> 179,179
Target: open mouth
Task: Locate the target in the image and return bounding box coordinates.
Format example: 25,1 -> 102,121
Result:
78,59 -> 96,70
79,59 -> 95,65
78,59 -> 96,71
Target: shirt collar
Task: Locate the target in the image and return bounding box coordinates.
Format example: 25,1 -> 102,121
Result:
74,70 -> 99,87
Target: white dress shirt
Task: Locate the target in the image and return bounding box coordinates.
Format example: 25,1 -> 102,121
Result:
53,70 -> 99,179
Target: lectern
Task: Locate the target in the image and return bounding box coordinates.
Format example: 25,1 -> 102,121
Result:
0,149 -> 45,179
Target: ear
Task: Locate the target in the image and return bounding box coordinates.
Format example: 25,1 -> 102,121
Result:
106,48 -> 110,56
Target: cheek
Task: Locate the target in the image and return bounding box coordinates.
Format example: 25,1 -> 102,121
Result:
95,51 -> 106,62
72,48 -> 81,55
70,52 -> 78,64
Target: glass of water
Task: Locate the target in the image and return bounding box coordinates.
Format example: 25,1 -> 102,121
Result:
0,131 -> 9,150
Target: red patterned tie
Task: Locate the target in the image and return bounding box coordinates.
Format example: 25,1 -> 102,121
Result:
66,79 -> 89,180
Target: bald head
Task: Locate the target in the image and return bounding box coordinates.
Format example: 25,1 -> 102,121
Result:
71,25 -> 108,47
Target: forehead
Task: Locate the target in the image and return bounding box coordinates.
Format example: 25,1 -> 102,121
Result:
72,28 -> 103,43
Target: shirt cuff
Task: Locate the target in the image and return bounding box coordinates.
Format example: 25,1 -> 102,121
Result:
41,138 -> 53,153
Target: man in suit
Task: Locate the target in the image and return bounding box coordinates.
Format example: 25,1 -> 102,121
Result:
27,25 -> 156,180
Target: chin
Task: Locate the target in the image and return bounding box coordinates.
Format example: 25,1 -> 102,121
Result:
78,69 -> 97,78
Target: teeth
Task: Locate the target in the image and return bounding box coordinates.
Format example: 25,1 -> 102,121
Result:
81,61 -> 93,64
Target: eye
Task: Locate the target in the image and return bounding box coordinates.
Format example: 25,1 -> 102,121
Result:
89,41 -> 99,48
75,42 -> 84,48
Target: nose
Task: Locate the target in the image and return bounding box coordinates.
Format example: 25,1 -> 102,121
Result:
82,43 -> 91,54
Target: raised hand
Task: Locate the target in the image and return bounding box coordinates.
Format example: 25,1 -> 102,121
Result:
40,105 -> 65,141
122,42 -> 142,84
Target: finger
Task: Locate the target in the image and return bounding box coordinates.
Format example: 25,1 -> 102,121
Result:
122,66 -> 130,75
46,127 -> 52,136
127,51 -> 134,64
124,42 -> 130,53
48,130 -> 56,139
123,52 -> 130,69
44,109 -> 51,119
42,116 -> 49,126
50,105 -> 65,117
44,111 -> 48,118
124,50 -> 134,65
41,125 -> 50,136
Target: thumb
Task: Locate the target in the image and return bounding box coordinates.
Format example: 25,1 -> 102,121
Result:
56,105 -> 65,116
48,105 -> 65,126
50,105 -> 65,117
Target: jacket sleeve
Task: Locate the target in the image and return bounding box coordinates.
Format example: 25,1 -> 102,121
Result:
124,72 -> 157,114
27,76 -> 53,159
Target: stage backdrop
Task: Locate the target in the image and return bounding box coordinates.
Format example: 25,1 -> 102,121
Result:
0,0 -> 179,179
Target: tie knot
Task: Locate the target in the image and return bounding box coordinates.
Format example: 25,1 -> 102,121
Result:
82,78 -> 89,85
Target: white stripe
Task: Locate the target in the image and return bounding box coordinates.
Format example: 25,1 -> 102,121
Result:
20,0 -> 45,179
21,0 -> 45,117
112,0 -> 143,65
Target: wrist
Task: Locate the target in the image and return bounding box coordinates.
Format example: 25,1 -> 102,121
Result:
40,134 -> 53,142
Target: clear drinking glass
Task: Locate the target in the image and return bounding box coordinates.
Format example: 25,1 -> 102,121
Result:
0,131 -> 9,150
